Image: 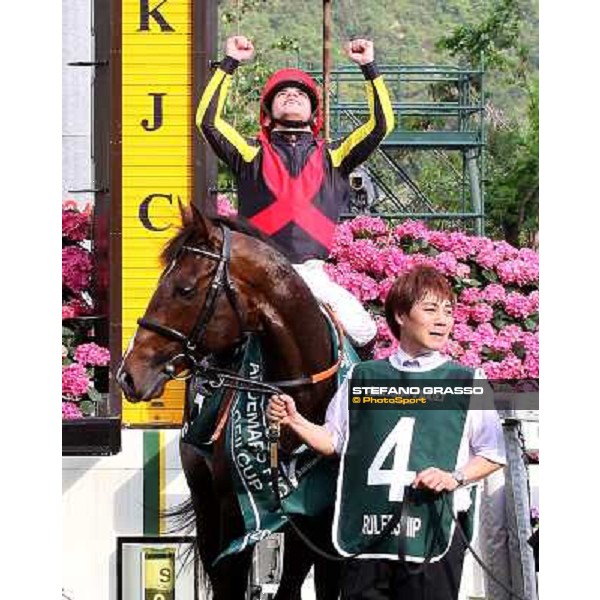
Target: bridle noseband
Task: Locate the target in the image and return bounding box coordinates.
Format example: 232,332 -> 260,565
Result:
137,223 -> 246,378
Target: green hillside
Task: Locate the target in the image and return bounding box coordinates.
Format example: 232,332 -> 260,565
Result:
214,0 -> 539,246
218,0 -> 538,116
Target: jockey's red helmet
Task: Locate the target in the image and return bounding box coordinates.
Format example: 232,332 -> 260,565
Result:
259,68 -> 323,136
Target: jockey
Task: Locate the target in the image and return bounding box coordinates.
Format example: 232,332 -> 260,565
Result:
267,266 -> 507,600
196,35 -> 395,356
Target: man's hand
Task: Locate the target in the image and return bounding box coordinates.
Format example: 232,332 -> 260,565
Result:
344,38 -> 374,66
267,394 -> 299,428
412,467 -> 459,493
225,36 -> 255,62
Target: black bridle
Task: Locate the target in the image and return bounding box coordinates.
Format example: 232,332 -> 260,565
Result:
137,223 -> 247,378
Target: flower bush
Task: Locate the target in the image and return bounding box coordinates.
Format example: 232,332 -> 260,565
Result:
216,199 -> 539,379
325,217 -> 539,378
62,201 -> 110,419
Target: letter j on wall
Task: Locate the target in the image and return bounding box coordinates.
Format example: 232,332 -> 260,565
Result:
121,0 -> 195,425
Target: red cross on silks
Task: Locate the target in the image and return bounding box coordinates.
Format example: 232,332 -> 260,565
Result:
249,135 -> 336,250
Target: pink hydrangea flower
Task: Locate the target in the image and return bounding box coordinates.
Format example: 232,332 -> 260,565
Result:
323,216 -> 538,378
452,303 -> 470,323
504,292 -> 533,319
393,219 -> 429,240
345,239 -> 385,276
474,238 -> 502,269
456,263 -> 471,278
523,354 -> 539,378
62,246 -> 93,293
62,401 -> 83,420
459,287 -> 482,304
349,215 -> 389,238
329,223 -> 357,262
493,240 -> 519,261
497,257 -> 539,286
460,350 -> 482,368
62,209 -> 90,242
470,303 -> 494,323
452,323 -> 474,343
443,339 -> 464,358
426,231 -> 473,260
528,290 -> 539,312
62,305 -> 76,319
481,283 -> 507,304
474,323 -> 496,346
324,263 -> 379,302
377,278 -> 396,302
373,317 -> 399,358
433,251 -> 459,276
410,254 -> 437,269
490,336 -> 513,353
74,342 -> 111,367
215,194 -> 238,217
497,324 -> 525,345
521,332 -> 539,354
62,363 -> 90,397
484,354 -> 524,379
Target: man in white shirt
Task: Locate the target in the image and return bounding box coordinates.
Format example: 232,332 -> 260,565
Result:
268,265 -> 507,600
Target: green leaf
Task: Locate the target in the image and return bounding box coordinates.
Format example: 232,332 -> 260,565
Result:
482,269 -> 499,283
87,387 -> 102,403
79,400 -> 95,417
513,343 -> 526,360
492,315 -> 507,329
62,326 -> 75,341
462,278 -> 482,288
524,317 -> 537,331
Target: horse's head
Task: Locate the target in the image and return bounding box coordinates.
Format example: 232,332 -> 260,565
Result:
117,205 -> 261,401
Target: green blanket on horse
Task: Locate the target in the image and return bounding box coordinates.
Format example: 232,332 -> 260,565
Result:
182,317 -> 358,562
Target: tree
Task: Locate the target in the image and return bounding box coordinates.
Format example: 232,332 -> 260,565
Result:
436,0 -> 538,246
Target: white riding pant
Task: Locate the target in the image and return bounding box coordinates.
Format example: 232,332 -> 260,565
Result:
293,259 -> 377,347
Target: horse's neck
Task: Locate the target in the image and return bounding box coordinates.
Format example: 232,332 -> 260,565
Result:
257,272 -> 335,415
260,301 -> 332,381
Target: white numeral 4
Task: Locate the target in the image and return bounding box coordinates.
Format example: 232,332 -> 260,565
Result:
367,418 -> 416,502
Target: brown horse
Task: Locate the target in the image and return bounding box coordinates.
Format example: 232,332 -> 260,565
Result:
117,205 -> 342,599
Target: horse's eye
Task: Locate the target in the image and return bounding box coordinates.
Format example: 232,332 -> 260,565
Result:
175,284 -> 196,299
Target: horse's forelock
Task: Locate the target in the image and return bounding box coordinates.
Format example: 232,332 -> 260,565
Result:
160,221 -> 197,267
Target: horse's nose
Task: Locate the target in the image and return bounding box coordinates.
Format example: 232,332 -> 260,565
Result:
116,365 -> 138,402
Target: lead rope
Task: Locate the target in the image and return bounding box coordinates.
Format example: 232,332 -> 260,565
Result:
442,493 -> 526,600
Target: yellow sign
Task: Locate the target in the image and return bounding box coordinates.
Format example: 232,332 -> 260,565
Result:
121,0 -> 193,425
143,548 -> 175,600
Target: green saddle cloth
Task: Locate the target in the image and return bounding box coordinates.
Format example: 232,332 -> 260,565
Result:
181,313 -> 359,563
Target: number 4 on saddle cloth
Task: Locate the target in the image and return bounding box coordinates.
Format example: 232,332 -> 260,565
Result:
181,309 -> 359,562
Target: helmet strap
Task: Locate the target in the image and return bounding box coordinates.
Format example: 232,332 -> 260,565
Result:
266,108 -> 317,132
272,117 -> 312,129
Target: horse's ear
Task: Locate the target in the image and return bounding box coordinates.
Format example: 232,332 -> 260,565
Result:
177,196 -> 188,224
189,202 -> 217,242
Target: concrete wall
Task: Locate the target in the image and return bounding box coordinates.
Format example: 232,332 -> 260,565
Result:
63,0 -> 94,208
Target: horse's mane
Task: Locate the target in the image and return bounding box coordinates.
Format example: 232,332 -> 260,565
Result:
160,211 -> 285,267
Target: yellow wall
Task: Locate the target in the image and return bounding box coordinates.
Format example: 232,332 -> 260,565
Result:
121,0 -> 193,425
